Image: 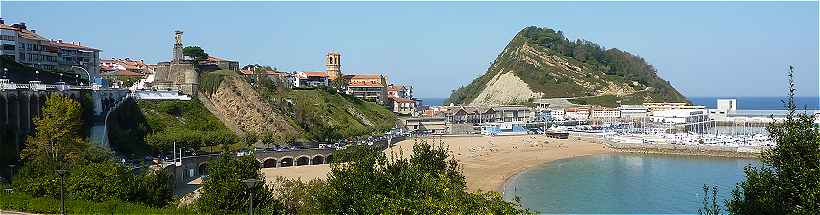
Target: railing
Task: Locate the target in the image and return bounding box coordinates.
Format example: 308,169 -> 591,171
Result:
0,79 -> 112,91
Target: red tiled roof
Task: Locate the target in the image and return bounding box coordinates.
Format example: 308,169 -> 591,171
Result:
348,82 -> 383,87
347,74 -> 383,79
49,41 -> 100,51
389,96 -> 415,103
302,71 -> 329,77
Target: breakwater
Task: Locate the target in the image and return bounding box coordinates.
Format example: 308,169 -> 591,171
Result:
606,142 -> 761,158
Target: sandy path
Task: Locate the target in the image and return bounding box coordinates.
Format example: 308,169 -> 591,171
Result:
262,135 -> 610,192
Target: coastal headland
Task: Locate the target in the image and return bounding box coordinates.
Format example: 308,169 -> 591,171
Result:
262,134 -> 762,192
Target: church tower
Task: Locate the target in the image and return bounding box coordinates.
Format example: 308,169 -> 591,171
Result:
173,30 -> 184,62
325,52 -> 341,80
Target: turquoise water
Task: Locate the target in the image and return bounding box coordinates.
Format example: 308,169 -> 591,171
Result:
503,154 -> 758,214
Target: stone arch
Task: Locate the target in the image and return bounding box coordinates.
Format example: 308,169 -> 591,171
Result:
262,158 -> 277,168
198,162 -> 208,176
311,154 -> 325,165
296,156 -> 310,166
279,156 -> 294,167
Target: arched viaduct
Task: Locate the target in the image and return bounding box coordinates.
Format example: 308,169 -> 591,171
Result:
168,149 -> 335,190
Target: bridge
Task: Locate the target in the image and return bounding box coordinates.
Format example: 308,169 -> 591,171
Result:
166,149 -> 335,195
0,79 -> 129,170
168,136 -> 406,195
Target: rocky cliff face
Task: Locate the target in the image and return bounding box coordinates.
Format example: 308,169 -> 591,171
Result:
200,75 -> 299,136
446,26 -> 687,107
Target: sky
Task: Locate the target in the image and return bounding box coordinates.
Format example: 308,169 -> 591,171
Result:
2,1 -> 818,98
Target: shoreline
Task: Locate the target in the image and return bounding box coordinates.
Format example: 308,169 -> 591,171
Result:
262,134 -> 763,194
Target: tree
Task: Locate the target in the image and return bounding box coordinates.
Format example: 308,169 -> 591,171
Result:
196,154 -> 279,214
724,66 -> 820,214
312,139 -> 528,214
183,46 -> 209,62
20,94 -> 88,164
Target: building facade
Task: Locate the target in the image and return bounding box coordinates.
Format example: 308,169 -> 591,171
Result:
0,20 -> 100,81
345,74 -> 387,104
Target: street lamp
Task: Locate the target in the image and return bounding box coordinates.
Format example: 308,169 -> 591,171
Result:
242,178 -> 260,215
34,70 -> 39,81
56,169 -> 67,215
71,65 -> 91,86
2,68 -> 7,79
7,165 -> 14,182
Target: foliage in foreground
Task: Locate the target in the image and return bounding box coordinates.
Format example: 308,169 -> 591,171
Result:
0,191 -> 191,215
725,66 -> 820,214
196,139 -> 528,214
196,154 -> 280,214
284,139 -> 528,214
8,95 -> 176,212
698,66 -> 820,214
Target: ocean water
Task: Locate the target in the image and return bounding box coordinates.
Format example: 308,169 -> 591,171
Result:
689,97 -> 819,110
503,154 -> 757,214
420,97 -> 819,109
419,97 -> 448,106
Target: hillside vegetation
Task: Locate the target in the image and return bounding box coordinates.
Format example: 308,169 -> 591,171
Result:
200,70 -> 397,143
446,26 -> 688,106
107,99 -> 237,158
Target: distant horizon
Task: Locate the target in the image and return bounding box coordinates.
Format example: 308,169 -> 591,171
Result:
418,96 -> 820,110
3,1 -> 818,98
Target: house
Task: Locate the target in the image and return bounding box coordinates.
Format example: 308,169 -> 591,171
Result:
444,106 -> 497,124
293,71 -> 329,88
0,20 -> 101,80
388,96 -> 417,116
403,117 -> 447,135
590,108 -> 621,122
203,56 -> 239,71
493,105 -> 530,122
344,74 -> 387,104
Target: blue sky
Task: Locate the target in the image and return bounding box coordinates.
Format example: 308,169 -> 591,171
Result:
2,1 -> 817,98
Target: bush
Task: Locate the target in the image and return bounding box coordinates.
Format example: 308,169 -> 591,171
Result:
0,192 -> 191,214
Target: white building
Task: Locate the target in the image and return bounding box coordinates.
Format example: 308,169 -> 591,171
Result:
618,105 -> 649,118
0,20 -> 100,80
590,108 -> 621,121
292,71 -> 329,88
651,108 -> 709,125
717,99 -> 737,111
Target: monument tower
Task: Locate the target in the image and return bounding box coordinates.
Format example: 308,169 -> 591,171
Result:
325,51 -> 341,80
173,30 -> 184,62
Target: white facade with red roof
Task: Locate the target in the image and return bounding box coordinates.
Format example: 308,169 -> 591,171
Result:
0,18 -> 100,80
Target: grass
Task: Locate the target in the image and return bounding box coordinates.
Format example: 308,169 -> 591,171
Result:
287,88 -> 397,139
108,98 -> 239,158
0,191 -> 193,214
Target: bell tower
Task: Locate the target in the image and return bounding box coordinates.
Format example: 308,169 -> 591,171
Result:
325,52 -> 341,80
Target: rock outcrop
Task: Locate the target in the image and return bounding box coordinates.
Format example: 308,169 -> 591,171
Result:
201,75 -> 299,136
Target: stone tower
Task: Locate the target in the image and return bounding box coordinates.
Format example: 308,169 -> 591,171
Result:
325,52 -> 341,80
173,30 -> 184,62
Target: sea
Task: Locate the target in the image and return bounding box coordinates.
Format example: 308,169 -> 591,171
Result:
503,154 -> 758,214
420,96 -> 820,110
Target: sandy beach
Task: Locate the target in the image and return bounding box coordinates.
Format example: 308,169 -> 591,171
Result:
262,135 -> 610,192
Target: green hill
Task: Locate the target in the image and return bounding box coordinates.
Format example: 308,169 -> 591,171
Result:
446,26 -> 688,106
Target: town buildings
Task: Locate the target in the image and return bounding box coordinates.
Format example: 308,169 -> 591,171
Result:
201,56 -> 240,72
0,19 -> 101,81
99,58 -> 150,79
152,31 -> 198,96
345,74 -> 388,104
293,71 -> 329,88
386,84 -> 417,115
